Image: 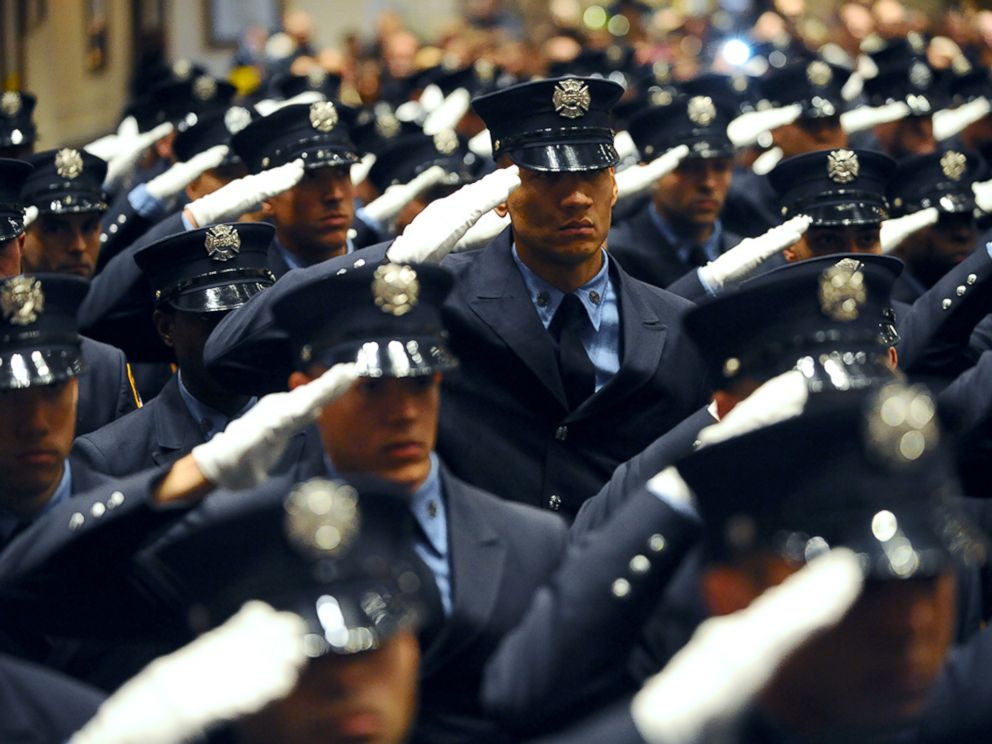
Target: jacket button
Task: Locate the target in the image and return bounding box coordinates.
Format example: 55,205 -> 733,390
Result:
68,513 -> 84,530
630,555 -> 650,574
941,299 -> 952,310
555,425 -> 568,441
612,578 -> 631,598
648,534 -> 667,552
548,494 -> 562,511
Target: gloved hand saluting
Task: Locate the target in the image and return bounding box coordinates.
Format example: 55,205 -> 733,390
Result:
386,164 -> 521,264
630,548 -> 864,744
362,165 -> 449,227
697,215 -> 812,292
145,144 -> 230,204
70,602 -> 307,744
104,122 -> 175,189
880,207 -> 939,254
615,145 -> 690,205
184,159 -> 305,228
192,363 -> 359,490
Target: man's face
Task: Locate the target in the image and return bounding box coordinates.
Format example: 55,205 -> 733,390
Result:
300,371 -> 441,493
267,165 -> 355,265
652,156 -> 734,230
502,165 -> 617,270
896,211 -> 977,288
236,629 -> 420,744
0,379 -> 77,518
873,116 -> 936,160
153,308 -> 229,402
23,211 -> 102,278
772,115 -> 847,159
785,224 -> 881,261
0,233 -> 23,277
704,555 -> 956,735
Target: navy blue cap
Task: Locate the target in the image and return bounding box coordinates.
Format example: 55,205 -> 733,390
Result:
628,93 -> 734,162
149,75 -> 239,128
232,101 -> 360,174
21,148 -> 108,216
0,91 -> 37,150
134,223 -> 276,313
684,254 -> 903,391
0,273 -> 87,391
769,148 -> 895,226
427,59 -> 505,97
139,478 -> 437,654
679,73 -> 762,116
679,384 -> 987,578
350,107 -> 424,157
888,149 -> 983,217
273,261 -> 457,378
472,76 -> 623,172
863,58 -> 947,114
172,105 -> 258,164
949,66 -> 992,106
366,131 -> 474,192
0,158 -> 32,241
271,68 -> 342,101
760,59 -> 850,119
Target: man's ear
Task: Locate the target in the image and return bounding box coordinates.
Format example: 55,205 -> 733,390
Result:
494,201 -> 509,218
152,309 -> 175,348
701,565 -> 759,617
888,345 -> 899,370
609,166 -> 618,207
288,370 -> 312,391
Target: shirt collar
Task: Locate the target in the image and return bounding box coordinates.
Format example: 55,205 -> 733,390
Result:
649,203 -> 723,264
177,372 -> 257,441
510,243 -> 612,331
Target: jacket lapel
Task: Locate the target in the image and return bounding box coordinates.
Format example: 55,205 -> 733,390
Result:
463,229 -> 568,408
152,377 -> 205,466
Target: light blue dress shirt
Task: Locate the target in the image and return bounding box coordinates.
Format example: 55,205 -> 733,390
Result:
649,204 -> 724,296
511,245 -> 621,391
177,372 -> 257,441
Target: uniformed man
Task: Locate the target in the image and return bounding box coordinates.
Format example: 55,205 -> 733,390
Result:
72,223 -> 277,476
0,90 -> 37,159
225,101 -> 362,275
20,148 -> 109,279
609,93 -> 741,288
0,159 -> 32,277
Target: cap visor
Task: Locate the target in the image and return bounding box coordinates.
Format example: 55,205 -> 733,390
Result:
318,336 -> 458,377
0,214 -> 24,242
802,200 -> 888,226
35,195 -> 108,215
508,142 -> 619,172
0,347 -> 84,391
168,281 -> 270,313
793,351 -> 898,393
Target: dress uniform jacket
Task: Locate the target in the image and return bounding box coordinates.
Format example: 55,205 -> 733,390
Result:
607,203 -> 742,289
77,336 -> 139,437
438,228 -> 710,517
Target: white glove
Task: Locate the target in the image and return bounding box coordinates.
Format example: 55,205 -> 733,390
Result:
841,101 -> 911,135
395,99 -> 425,123
696,369 -> 809,448
974,177 -> 992,213
727,104 -> 803,148
424,88 -> 472,135
70,602 -> 307,744
386,165 -> 520,264
880,206 -> 938,254
646,466 -> 696,516
351,152 -> 377,185
933,97 -> 992,141
615,145 -> 691,203
22,205 -> 38,230
192,363 -> 359,490
117,115 -> 139,139
697,214 -> 811,291
630,548 -> 864,744
185,159 -> 305,228
614,130 -> 638,161
469,128 -> 493,158
419,83 -> 446,114
451,210 -> 511,253
104,122 -> 175,188
362,165 -> 448,227
841,70 -> 865,102
84,133 -> 121,161
751,146 -> 783,176
145,144 -> 230,202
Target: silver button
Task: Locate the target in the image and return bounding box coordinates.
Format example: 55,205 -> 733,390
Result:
612,578 -> 631,598
68,512 -> 84,530
589,290 -> 601,305
648,534 -> 667,552
109,223 -> 118,234
353,258 -> 366,268
100,233 -> 108,243
941,299 -> 952,310
107,491 -> 125,509
629,555 -> 650,574
548,494 -> 562,511
91,502 -> 106,518
956,285 -> 966,296
117,214 -> 126,224
555,425 -> 568,441
427,500 -> 438,519
967,273 -> 977,285
536,292 -> 550,308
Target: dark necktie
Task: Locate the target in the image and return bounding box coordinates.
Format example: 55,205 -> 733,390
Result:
549,294 -> 597,410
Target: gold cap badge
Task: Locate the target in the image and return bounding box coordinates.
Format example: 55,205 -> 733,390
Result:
376,113 -> 401,139
1,276 -> 45,326
806,60 -> 833,87
940,151 -> 967,181
224,106 -> 252,135
204,224 -> 241,262
372,263 -> 420,317
309,101 -> 339,132
54,148 -> 84,180
819,258 -> 866,322
909,61 -> 932,88
0,91 -> 21,117
866,384 -> 938,467
284,478 -> 360,559
687,96 -> 717,126
552,79 -> 591,119
433,129 -> 458,155
193,75 -> 217,101
827,149 -> 859,184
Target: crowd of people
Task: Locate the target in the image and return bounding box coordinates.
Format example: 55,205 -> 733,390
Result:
2,1 -> 992,742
